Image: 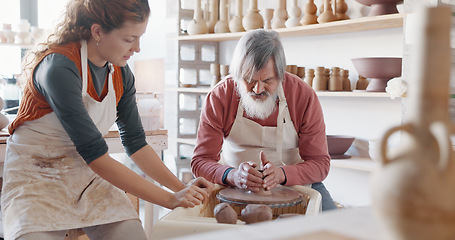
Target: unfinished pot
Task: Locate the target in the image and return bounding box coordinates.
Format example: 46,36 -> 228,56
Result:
351,57 -> 402,92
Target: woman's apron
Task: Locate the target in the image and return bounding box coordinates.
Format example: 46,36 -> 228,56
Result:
222,84 -> 305,171
1,40 -> 138,240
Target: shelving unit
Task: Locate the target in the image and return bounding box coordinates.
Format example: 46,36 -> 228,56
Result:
168,1 -> 406,182
176,13 -> 405,42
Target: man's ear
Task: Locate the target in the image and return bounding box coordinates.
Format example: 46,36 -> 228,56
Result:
91,23 -> 102,42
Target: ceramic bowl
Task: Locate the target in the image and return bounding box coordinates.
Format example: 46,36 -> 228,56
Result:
354,0 -> 403,16
351,57 -> 402,92
327,135 -> 355,159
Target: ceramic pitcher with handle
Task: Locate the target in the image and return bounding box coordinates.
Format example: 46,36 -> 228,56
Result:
371,6 -> 455,240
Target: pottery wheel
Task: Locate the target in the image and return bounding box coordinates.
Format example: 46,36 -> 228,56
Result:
217,185 -> 303,208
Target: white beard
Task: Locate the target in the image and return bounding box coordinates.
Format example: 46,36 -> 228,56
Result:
237,83 -> 278,120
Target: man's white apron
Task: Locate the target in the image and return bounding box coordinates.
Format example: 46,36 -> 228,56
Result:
1,40 -> 138,240
222,84 -> 304,169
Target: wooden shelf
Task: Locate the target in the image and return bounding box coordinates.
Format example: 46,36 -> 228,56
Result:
176,13 -> 405,42
330,156 -> 378,172
0,42 -> 33,49
167,87 -> 212,93
316,91 -> 392,98
176,138 -> 197,145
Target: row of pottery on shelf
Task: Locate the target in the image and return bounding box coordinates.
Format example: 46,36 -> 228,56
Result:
286,65 -> 368,92
0,20 -> 45,45
210,63 -> 230,87
187,0 -> 402,35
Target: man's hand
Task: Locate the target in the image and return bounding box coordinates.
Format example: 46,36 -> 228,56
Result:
260,151 -> 286,191
226,161 -> 263,191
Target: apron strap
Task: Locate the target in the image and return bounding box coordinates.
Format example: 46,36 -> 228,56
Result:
276,83 -> 286,165
80,40 -> 88,95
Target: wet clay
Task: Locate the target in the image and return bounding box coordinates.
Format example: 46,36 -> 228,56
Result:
214,203 -> 237,224
241,204 -> 273,224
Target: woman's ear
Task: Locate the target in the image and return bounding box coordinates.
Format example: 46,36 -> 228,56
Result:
91,23 -> 102,42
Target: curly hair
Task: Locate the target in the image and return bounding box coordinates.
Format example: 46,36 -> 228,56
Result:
20,0 -> 150,83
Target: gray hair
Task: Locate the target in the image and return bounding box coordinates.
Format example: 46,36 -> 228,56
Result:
230,29 -> 286,84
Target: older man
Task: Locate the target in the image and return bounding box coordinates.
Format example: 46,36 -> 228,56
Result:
191,29 -> 336,211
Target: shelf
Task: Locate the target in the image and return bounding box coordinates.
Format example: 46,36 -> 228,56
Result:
176,13 -> 405,42
0,42 -> 33,49
167,87 -> 212,93
316,91 -> 392,98
330,156 -> 378,172
176,138 -> 197,145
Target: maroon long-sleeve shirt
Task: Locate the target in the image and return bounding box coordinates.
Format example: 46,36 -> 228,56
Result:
191,72 -> 330,186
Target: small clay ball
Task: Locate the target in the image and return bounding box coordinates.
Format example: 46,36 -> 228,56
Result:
214,203 -> 238,224
241,204 -> 273,224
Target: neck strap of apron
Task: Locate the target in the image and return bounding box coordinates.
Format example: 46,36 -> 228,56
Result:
80,40 -> 115,96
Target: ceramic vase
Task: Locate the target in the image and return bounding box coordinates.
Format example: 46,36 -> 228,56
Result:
206,0 -> 219,33
262,8 -> 274,30
243,0 -> 263,31
285,0 -> 302,28
336,0 -> 350,20
371,7 -> 455,240
312,67 -> 327,91
215,0 -> 230,33
272,0 -> 287,29
317,0 -> 338,23
304,69 -> 314,87
187,0 -> 208,35
356,75 -> 369,90
300,0 -> 318,25
341,69 -> 351,91
229,0 -> 245,33
328,67 -> 342,91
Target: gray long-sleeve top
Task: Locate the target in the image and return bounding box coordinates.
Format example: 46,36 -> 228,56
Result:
33,53 -> 147,164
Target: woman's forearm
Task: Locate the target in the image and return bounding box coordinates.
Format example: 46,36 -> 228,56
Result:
88,153 -> 177,209
129,145 -> 186,192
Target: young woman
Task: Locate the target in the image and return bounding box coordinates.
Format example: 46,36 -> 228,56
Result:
1,1 -> 213,239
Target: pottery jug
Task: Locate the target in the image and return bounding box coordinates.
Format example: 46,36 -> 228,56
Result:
371,7 -> 455,240
243,0 -> 263,31
187,0 -> 208,35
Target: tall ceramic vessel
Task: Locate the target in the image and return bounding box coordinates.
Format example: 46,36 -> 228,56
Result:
300,0 -> 318,25
272,0 -> 287,29
317,0 -> 338,23
285,0 -> 302,28
371,7 -> 455,240
229,0 -> 245,32
206,0 -> 219,33
187,0 -> 208,35
215,0 -> 230,33
243,0 -> 263,31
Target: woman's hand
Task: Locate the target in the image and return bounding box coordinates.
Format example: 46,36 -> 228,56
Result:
169,184 -> 210,209
227,161 -> 263,192
260,151 -> 285,191
188,177 -> 215,198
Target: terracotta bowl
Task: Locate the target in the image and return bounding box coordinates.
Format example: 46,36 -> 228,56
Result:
327,135 -> 355,159
351,57 -> 402,92
355,0 -> 403,16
